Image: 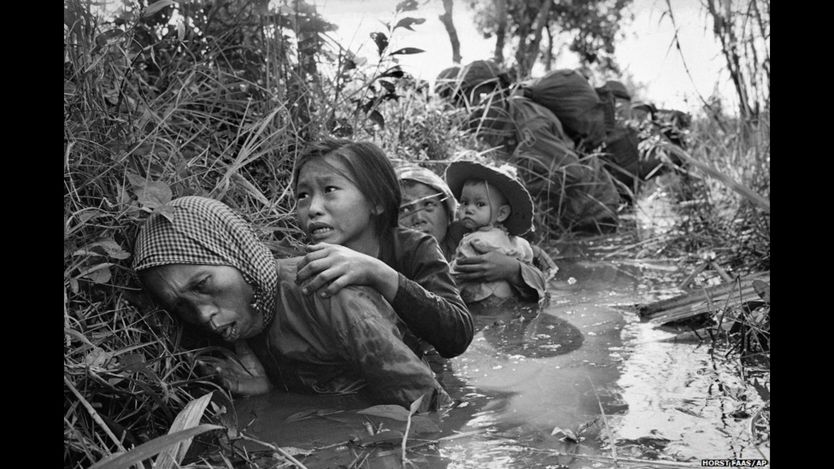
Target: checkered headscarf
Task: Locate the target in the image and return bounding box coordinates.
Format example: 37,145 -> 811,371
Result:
133,196 -> 278,327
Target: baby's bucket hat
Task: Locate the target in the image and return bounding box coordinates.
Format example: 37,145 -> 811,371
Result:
444,160 -> 534,236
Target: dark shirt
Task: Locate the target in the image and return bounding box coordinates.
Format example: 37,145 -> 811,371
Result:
379,227 -> 474,358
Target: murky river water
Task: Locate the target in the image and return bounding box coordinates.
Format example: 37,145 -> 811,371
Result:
233,177 -> 770,468
232,255 -> 770,468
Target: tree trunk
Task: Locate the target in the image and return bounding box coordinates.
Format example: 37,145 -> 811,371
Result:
543,24 -> 553,71
493,0 -> 507,65
704,0 -> 753,121
749,0 -> 770,106
514,0 -> 553,78
439,0 -> 462,64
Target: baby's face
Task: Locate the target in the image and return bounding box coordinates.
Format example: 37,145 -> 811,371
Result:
457,181 -> 508,230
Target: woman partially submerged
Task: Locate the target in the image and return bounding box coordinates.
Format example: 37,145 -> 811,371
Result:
133,140 -> 473,411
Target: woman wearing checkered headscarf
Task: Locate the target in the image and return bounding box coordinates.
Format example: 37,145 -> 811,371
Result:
133,196 -> 449,410
134,196 -> 278,328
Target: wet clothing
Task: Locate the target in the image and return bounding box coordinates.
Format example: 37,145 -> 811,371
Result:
134,196 -> 455,410
443,221 -> 549,303
250,282 -> 450,410
450,226 -> 535,304
377,227 -> 474,358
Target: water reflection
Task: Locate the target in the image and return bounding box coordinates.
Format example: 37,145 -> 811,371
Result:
469,299 -> 584,358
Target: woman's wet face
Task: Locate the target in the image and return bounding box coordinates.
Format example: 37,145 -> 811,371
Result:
294,155 -> 379,254
140,264 -> 265,341
399,181 -> 450,242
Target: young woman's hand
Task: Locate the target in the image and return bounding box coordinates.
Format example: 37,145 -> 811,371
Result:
295,243 -> 400,301
453,249 -> 523,284
197,341 -> 272,396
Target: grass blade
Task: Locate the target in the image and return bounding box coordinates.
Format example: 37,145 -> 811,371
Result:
155,391 -> 215,469
88,424 -> 223,469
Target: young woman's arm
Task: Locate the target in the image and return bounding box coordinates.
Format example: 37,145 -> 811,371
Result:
384,230 -> 473,358
294,234 -> 474,358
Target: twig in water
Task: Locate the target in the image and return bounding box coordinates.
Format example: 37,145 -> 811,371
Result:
239,434 -> 310,469
678,262 -> 708,289
601,234 -> 664,259
709,260 -> 734,283
375,430 -> 486,457
348,449 -> 371,469
586,376 -> 618,467
401,394 -> 425,468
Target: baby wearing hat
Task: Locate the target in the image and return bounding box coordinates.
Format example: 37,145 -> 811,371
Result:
445,161 -> 535,304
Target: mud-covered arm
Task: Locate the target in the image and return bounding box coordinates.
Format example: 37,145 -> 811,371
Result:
390,238 -> 473,358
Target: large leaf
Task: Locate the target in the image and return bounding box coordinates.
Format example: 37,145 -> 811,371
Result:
142,0 -> 177,18
95,29 -> 125,49
390,47 -> 425,56
83,347 -> 115,368
368,110 -> 385,128
88,424 -> 222,469
379,66 -> 404,79
75,238 -> 131,260
126,172 -> 173,212
357,404 -> 410,421
136,181 -> 172,211
395,0 -> 419,13
79,263 -> 113,284
154,203 -> 176,223
377,79 -> 396,94
155,392 -> 215,469
393,17 -> 425,31
370,32 -> 388,56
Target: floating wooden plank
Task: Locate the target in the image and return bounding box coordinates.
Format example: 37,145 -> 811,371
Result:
638,271 -> 770,325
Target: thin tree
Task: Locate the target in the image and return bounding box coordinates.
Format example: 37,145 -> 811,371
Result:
439,0 -> 462,63
493,0 -> 507,65
701,0 -> 769,122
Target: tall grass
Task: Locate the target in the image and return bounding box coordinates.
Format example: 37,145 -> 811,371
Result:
656,111 -> 770,274
63,1 -> 481,467
63,1 -> 331,466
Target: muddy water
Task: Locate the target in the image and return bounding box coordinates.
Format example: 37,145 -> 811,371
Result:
233,256 -> 770,468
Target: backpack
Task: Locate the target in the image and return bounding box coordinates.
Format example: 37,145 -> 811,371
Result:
503,96 -> 621,232
521,69 -> 608,149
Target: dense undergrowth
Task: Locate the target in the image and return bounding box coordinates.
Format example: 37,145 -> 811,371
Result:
64,1 -> 769,468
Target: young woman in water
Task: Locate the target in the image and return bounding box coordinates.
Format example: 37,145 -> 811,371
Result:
291,139 -> 473,357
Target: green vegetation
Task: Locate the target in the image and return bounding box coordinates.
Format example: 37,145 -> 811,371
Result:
64,1 -> 769,467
